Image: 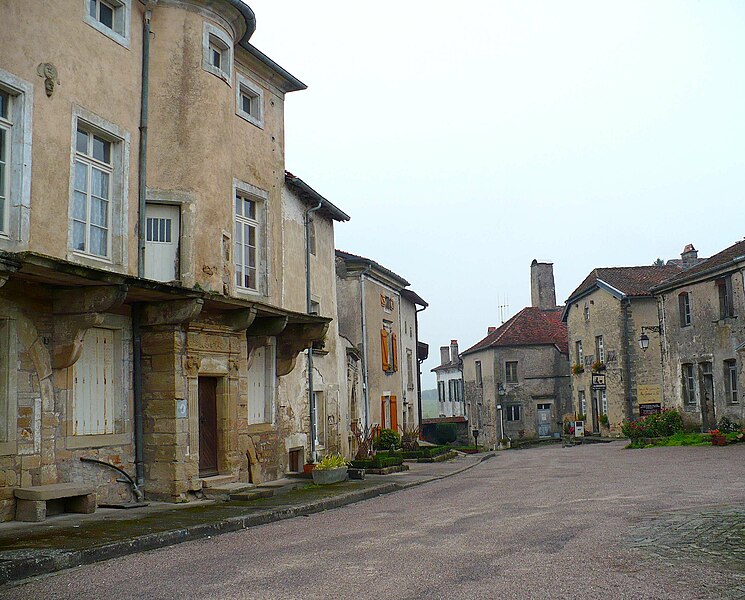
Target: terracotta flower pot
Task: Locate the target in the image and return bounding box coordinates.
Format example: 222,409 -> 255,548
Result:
303,463 -> 315,474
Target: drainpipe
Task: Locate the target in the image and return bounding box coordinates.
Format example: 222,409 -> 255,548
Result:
305,201 -> 322,460
622,297 -> 634,421
132,4 -> 153,495
137,5 -> 152,278
414,304 -> 426,432
359,265 -> 372,430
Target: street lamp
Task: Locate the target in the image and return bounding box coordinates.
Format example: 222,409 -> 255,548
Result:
638,325 -> 662,351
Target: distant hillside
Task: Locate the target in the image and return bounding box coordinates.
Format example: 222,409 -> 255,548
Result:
421,388 -> 439,419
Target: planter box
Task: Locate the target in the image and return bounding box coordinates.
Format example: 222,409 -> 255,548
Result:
312,467 -> 348,485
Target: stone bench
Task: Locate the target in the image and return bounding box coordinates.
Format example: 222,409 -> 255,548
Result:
14,484 -> 96,522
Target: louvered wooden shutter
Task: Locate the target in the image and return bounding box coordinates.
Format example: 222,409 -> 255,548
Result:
381,329 -> 389,371
390,395 -> 398,431
391,333 -> 398,372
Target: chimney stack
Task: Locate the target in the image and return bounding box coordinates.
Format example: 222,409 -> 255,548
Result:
450,340 -> 459,363
488,326 -> 497,334
530,260 -> 557,310
440,346 -> 450,366
681,244 -> 698,269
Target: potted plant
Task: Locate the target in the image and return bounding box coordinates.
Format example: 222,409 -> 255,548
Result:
303,455 -> 316,474
572,364 -> 584,375
591,360 -> 606,372
599,413 -> 610,429
497,437 -> 511,450
312,453 -> 349,484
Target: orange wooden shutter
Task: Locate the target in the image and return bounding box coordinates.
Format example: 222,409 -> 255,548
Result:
381,329 -> 389,371
390,395 -> 398,431
391,332 -> 398,372
381,396 -> 387,428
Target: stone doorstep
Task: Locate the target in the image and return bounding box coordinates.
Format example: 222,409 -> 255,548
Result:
200,475 -> 237,489
229,489 -> 274,502
255,478 -> 299,489
202,482 -> 256,501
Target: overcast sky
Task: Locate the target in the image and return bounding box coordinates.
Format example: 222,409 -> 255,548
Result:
247,0 -> 745,389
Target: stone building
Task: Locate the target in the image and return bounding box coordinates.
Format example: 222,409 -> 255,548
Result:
335,251 -> 427,434
431,340 -> 464,418
562,263 -> 682,434
0,0 -> 334,519
462,261 -> 570,446
280,173 -> 351,465
652,240 -> 745,429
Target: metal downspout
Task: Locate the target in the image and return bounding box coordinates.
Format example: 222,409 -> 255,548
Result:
414,305 -> 426,432
133,5 -> 152,491
359,266 -> 372,430
305,201 -> 322,461
622,298 -> 634,421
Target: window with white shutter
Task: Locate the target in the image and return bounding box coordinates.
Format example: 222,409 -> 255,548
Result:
73,328 -> 116,435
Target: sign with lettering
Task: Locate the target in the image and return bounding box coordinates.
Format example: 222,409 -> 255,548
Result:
574,421 -> 585,437
637,384 -> 662,403
639,403 -> 662,417
591,373 -> 606,390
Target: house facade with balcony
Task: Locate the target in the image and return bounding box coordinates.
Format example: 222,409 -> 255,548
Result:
0,0 -> 333,519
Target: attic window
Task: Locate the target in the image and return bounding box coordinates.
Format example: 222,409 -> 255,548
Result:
202,22 -> 233,85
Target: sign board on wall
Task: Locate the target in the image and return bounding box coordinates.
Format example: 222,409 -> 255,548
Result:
591,373 -> 606,390
573,421 -> 585,437
639,403 -> 662,417
637,385 -> 662,403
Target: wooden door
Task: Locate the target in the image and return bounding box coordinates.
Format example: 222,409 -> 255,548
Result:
145,203 -> 180,282
198,377 -> 218,476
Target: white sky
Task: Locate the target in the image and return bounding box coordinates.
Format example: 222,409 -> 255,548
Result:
246,0 -> 745,388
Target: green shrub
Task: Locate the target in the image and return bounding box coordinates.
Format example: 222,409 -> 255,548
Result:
622,409 -> 684,441
718,416 -> 742,433
433,423 -> 457,445
350,452 -> 404,469
374,428 -> 401,451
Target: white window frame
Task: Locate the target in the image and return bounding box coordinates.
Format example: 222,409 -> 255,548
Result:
505,404 -> 521,422
578,390 -> 587,416
682,363 -> 696,405
725,360 -> 738,404
84,0 -> 131,48
595,335 -> 605,363
68,107 -> 130,270
232,180 -> 268,297
0,69 -> 32,250
66,315 -> 130,449
248,339 -> 276,425
235,73 -> 264,129
202,22 -> 233,85
0,316 -> 18,456
475,360 -> 483,387
505,361 -> 518,384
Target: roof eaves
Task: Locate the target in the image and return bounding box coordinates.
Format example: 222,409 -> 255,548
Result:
284,173 -> 351,222
239,43 -> 307,92
596,278 -> 627,300
652,254 -> 745,293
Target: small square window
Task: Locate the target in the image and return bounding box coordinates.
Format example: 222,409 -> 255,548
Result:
85,0 -> 130,47
505,405 -> 521,421
235,74 -> 264,128
202,22 -> 233,84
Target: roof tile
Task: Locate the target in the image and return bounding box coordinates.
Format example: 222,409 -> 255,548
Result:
463,307 -> 568,355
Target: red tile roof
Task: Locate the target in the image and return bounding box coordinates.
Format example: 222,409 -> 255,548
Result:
566,265 -> 683,302
654,239 -> 745,290
463,307 -> 568,356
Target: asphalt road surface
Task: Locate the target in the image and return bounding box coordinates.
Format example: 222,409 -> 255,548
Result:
6,442 -> 745,599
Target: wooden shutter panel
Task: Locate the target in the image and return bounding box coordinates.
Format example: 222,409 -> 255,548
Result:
391,333 -> 398,372
381,396 -> 387,429
381,329 -> 389,371
390,395 -> 398,431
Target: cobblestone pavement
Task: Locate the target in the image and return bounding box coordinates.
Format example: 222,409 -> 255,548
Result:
5,442 -> 745,599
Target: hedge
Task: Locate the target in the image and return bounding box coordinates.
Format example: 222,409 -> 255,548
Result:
350,451 -> 404,469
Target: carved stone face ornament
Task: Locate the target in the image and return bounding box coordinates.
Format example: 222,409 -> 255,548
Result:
37,63 -> 60,97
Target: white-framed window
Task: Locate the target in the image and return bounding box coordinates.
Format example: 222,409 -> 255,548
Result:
505,404 -> 521,421
682,363 -> 696,405
248,340 -> 275,425
69,107 -> 130,268
0,69 -> 33,249
475,360 -> 483,387
73,127 -> 113,258
84,0 -> 131,48
575,340 -> 584,366
595,335 -> 605,363
578,390 -> 586,416
202,22 -> 232,84
505,361 -> 518,384
232,180 -> 267,295
679,292 -> 692,327
600,389 -> 608,416
235,73 -> 264,128
725,360 -> 738,404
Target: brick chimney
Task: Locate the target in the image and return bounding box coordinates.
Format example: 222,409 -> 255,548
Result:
440,346 -> 450,366
530,260 -> 557,310
681,244 -> 698,269
488,326 -> 497,334
450,340 -> 459,363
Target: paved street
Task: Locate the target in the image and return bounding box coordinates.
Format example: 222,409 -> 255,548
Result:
6,442 -> 745,599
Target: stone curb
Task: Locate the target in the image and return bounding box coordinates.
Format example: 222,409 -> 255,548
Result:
1,453 -> 493,586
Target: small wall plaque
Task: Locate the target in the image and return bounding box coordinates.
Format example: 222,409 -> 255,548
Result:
176,398 -> 188,418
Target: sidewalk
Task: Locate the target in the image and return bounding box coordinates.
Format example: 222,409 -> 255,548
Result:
0,452 -> 494,585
